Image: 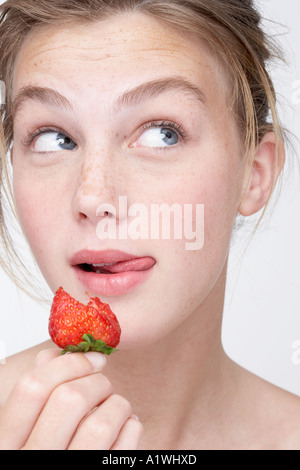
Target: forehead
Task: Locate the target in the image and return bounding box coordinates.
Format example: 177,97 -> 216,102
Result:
12,12 -> 229,112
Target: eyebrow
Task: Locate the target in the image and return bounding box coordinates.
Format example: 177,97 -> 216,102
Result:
113,76 -> 207,112
12,76 -> 207,120
12,86 -> 73,119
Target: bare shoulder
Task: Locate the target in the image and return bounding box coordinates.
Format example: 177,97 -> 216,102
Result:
262,380 -> 300,449
236,365 -> 300,449
0,340 -> 53,407
266,383 -> 300,449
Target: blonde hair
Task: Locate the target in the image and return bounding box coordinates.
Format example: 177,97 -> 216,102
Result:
0,0 -> 285,298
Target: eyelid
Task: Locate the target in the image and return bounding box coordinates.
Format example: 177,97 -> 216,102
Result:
130,120 -> 188,148
24,126 -> 77,147
141,120 -> 187,139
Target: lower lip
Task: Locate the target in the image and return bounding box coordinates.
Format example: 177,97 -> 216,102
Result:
72,262 -> 155,297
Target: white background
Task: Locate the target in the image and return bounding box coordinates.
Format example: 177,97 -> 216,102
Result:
1,0 -> 300,395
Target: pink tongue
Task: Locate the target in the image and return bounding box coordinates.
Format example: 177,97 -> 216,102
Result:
103,257 -> 155,274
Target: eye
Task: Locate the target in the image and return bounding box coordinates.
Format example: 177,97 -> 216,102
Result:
33,131 -> 77,152
134,125 -> 180,148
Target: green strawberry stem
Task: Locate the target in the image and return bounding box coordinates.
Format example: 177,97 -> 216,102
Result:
61,334 -> 117,356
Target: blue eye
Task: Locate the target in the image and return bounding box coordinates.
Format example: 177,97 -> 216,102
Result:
136,127 -> 179,148
33,131 -> 76,152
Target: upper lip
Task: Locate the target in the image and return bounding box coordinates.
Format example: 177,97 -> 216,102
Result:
70,249 -> 153,266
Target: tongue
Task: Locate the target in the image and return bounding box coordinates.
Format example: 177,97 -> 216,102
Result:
99,257 -> 155,274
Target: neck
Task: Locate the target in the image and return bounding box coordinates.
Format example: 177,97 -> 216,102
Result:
105,263 -> 239,449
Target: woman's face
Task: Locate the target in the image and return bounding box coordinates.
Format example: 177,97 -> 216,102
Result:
11,12 -> 245,348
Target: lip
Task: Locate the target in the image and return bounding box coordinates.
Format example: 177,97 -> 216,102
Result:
71,250 -> 156,297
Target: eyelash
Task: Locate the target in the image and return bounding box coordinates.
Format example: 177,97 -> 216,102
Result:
24,126 -> 72,147
23,120 -> 187,149
140,120 -> 187,140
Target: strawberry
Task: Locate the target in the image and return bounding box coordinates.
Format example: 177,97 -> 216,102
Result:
49,287 -> 121,355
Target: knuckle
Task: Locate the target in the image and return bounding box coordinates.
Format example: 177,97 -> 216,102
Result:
132,419 -> 145,437
112,394 -> 132,415
34,349 -> 48,366
98,374 -> 113,396
15,371 -> 47,403
87,417 -> 112,438
34,348 -> 59,367
52,383 -> 85,410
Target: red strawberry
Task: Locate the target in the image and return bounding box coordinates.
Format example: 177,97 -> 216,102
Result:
49,287 -> 121,355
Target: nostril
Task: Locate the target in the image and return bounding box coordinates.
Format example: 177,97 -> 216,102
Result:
96,203 -> 116,218
79,211 -> 88,220
97,210 -> 111,217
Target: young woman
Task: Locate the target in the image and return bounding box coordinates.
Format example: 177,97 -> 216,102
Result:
0,0 -> 298,450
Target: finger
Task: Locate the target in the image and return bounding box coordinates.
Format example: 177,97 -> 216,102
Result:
34,349 -> 61,367
111,416 -> 145,450
68,394 -> 132,450
0,351 -> 107,450
24,372 -> 112,450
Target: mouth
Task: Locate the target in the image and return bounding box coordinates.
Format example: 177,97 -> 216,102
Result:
79,262 -> 121,275
78,257 -> 155,275
71,250 -> 156,297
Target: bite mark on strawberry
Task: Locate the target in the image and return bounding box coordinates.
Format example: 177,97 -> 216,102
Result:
49,287 -> 121,355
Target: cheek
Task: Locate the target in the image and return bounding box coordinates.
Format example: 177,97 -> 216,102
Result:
197,163 -> 241,262
13,166 -> 62,262
156,158 -> 241,294
159,159 -> 240,242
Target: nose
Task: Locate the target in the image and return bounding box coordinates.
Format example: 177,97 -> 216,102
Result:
72,149 -> 124,226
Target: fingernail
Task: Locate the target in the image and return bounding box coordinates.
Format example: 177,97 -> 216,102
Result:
85,352 -> 107,371
131,414 -> 140,421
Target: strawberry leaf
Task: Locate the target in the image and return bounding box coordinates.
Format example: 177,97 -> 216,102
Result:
61,334 -> 117,356
61,345 -> 80,355
82,334 -> 95,344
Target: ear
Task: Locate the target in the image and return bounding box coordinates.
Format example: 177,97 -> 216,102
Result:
239,132 -> 285,217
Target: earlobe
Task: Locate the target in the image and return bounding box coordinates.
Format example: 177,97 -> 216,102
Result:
238,132 -> 285,217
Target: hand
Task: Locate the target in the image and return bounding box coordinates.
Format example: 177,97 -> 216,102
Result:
0,349 -> 144,450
